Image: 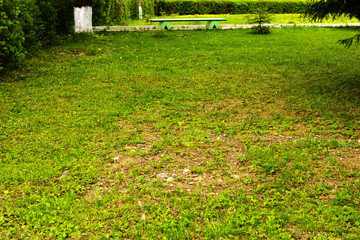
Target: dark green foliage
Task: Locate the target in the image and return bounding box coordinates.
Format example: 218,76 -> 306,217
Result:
304,0 -> 360,47
35,0 -> 58,45
0,0 -> 73,74
338,33 -> 360,48
0,0 -> 25,72
154,0 -> 307,16
74,0 -> 93,7
305,0 -> 360,20
249,4 -> 271,34
93,0 -> 155,26
53,0 -> 75,34
93,0 -> 112,25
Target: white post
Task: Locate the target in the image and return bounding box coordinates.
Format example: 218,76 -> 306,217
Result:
74,6 -> 93,33
138,0 -> 143,20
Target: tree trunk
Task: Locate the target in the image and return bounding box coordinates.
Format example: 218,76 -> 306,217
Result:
74,0 -> 93,33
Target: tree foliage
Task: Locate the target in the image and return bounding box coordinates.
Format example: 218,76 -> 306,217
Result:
92,0 -> 155,26
304,0 -> 360,47
305,0 -> 360,20
74,0 -> 93,7
249,4 -> 272,34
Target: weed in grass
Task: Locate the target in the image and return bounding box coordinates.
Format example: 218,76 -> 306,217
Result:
151,157 -> 165,169
191,166 -> 204,174
151,140 -> 165,154
152,30 -> 167,38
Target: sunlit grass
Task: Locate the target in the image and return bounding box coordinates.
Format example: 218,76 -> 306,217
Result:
0,27 -> 359,238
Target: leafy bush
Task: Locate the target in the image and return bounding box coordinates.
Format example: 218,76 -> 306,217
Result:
52,0 -> 75,35
154,0 -> 307,16
0,0 -> 25,72
0,0 -> 73,74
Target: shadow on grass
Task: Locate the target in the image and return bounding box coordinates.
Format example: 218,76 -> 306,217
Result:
287,73 -> 360,124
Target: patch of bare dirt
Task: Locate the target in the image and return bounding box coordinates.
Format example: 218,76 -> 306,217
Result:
58,50 -> 86,56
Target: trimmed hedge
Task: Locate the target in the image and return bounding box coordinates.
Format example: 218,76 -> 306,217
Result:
154,0 -> 307,16
0,0 -> 73,74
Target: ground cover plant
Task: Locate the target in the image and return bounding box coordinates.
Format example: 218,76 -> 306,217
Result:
0,27 -> 360,239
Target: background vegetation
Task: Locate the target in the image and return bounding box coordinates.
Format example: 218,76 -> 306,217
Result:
93,0 -> 155,25
1,0 -> 359,74
154,0 -> 307,16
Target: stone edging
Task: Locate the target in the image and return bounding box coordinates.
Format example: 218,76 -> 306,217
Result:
93,23 -> 360,32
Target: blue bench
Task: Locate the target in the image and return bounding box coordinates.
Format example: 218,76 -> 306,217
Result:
150,18 -> 227,30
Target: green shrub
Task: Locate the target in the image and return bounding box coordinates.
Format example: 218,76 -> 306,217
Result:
0,0 -> 25,72
52,0 -> 74,35
0,0 -> 73,74
249,4 -> 271,34
93,0 -> 112,25
154,0 -> 307,16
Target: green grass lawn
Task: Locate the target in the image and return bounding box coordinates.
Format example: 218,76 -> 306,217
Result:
1,27 -> 360,239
